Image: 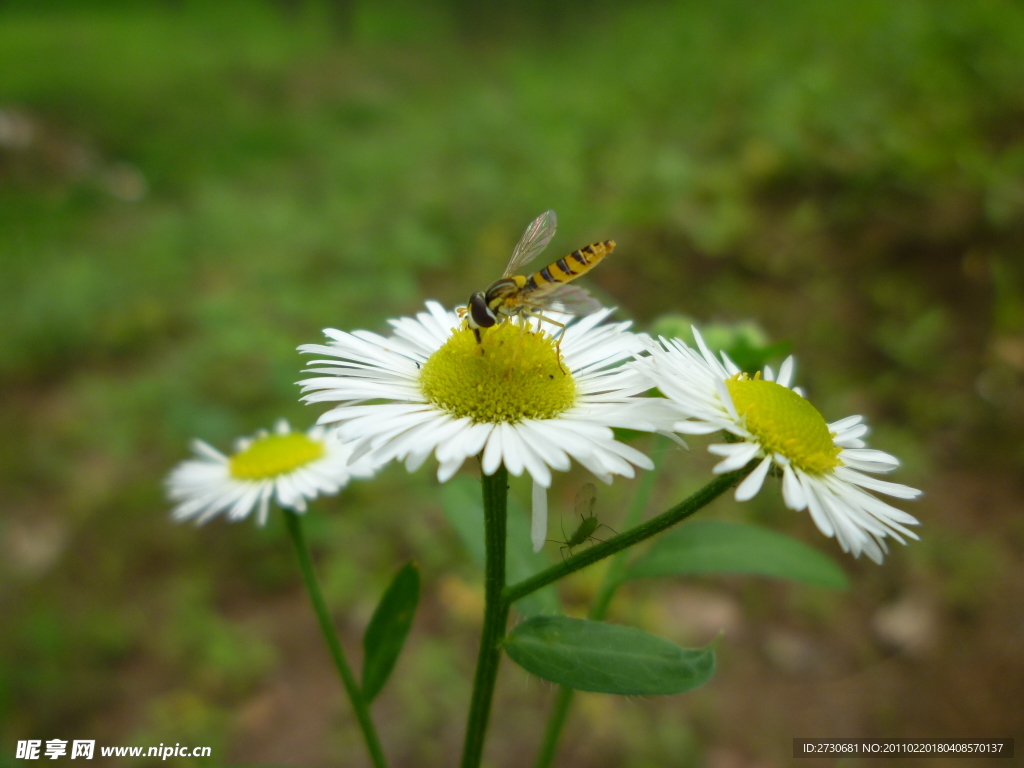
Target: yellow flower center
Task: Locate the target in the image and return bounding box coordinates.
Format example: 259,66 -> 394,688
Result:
725,375 -> 840,474
229,432 -> 325,480
419,321 -> 576,423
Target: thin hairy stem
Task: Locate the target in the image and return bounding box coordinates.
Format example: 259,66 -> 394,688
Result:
283,510 -> 388,768
460,466 -> 510,768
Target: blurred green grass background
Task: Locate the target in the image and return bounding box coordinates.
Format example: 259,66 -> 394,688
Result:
1,1 -> 1023,765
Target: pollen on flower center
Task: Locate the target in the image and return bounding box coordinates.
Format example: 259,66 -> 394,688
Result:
725,376 -> 840,474
419,321 -> 576,423
229,432 -> 325,480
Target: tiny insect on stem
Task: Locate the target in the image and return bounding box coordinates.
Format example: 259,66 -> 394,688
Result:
546,483 -> 615,561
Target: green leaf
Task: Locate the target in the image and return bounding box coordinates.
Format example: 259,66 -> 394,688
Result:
504,616 -> 715,695
439,475 -> 560,616
362,561 -> 420,702
624,520 -> 848,589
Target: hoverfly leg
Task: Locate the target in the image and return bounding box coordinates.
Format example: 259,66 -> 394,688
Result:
522,309 -> 567,374
506,315 -> 531,373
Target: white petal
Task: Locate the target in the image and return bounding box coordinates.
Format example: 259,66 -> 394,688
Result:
275,474 -> 301,509
721,352 -> 741,376
404,443 -> 434,473
834,467 -> 922,499
499,424 -> 527,477
673,420 -> 722,435
840,448 -> 899,468
834,437 -> 866,449
693,326 -> 728,378
828,414 -> 864,432
802,477 -> 835,538
781,464 -> 807,510
437,455 -> 466,483
513,429 -> 552,488
833,423 -> 869,442
191,439 -> 227,462
838,455 -> 898,474
711,441 -> 761,473
433,419 -> 478,462
831,479 -> 922,531
708,442 -> 754,456
481,427 -> 504,476
734,455 -> 772,501
227,485 -> 262,520
861,536 -> 885,564
777,356 -> 795,388
257,488 -> 272,526
517,421 -> 572,473
714,378 -> 739,422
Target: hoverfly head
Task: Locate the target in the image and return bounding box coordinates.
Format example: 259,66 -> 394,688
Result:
467,291 -> 497,329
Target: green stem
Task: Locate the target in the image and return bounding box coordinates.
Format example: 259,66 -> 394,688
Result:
283,510 -> 388,768
533,436 -> 669,768
534,688 -> 574,768
505,467 -> 750,608
460,466 -> 511,768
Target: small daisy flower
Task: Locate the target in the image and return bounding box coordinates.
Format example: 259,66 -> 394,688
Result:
636,330 -> 922,563
166,419 -> 377,526
298,302 -> 677,551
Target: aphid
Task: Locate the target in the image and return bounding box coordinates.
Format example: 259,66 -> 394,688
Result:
550,483 -> 616,561
462,210 -> 613,349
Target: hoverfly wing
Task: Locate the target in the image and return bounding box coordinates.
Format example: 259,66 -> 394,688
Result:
541,283 -> 604,316
503,209 -> 557,278
574,483 -> 597,518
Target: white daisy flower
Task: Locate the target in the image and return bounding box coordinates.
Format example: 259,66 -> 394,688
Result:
636,330 -> 922,563
298,301 -> 678,551
166,419 -> 377,526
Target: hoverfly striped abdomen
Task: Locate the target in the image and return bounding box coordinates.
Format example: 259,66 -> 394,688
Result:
523,240 -> 615,293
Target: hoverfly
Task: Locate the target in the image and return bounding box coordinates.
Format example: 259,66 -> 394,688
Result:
464,210 -> 614,345
549,483 -> 617,562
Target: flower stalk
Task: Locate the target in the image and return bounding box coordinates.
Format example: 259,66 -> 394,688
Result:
283,510 -> 389,768
460,466 -> 511,768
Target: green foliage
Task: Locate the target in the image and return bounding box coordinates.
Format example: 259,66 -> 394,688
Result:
0,0 -> 1018,758
439,475 -> 560,616
503,616 -> 715,695
625,520 -> 849,590
362,561 -> 421,702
